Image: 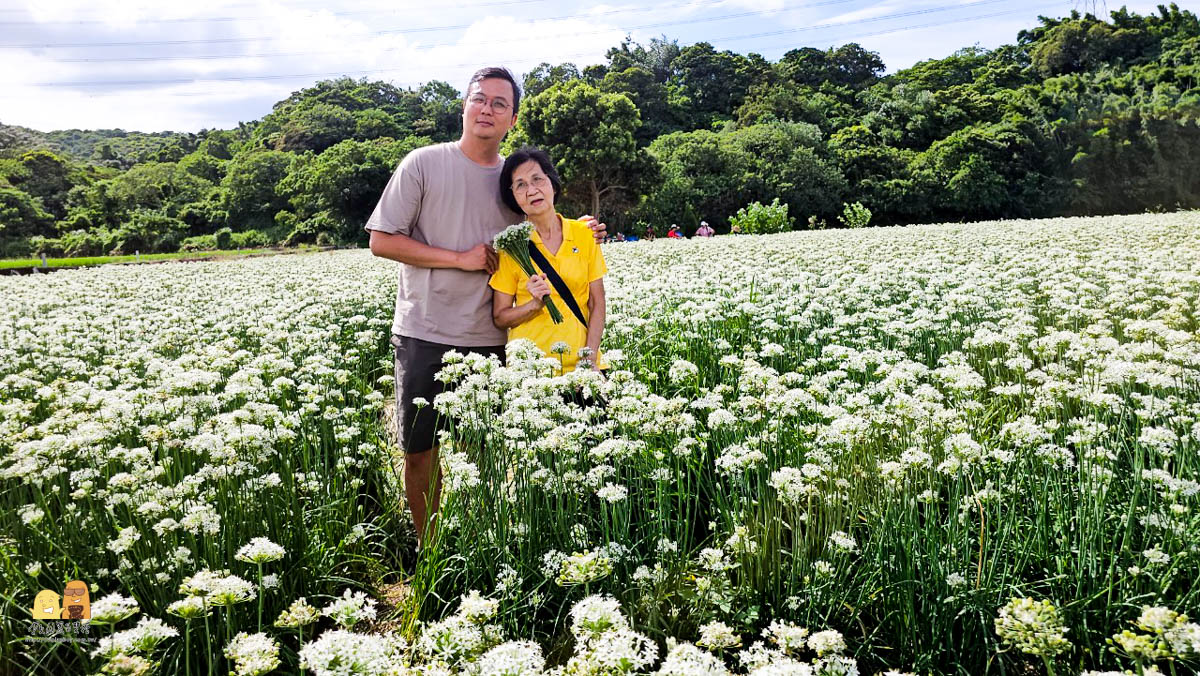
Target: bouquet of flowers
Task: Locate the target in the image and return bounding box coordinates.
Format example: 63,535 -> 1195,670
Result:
493,221 -> 564,324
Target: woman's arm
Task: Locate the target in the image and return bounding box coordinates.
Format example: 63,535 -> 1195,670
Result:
492,274 -> 553,329
585,278 -> 606,369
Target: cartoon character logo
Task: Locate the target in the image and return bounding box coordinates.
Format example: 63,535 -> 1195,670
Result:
60,580 -> 90,620
30,590 -> 61,620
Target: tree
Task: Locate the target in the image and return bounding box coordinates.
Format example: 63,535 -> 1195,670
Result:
523,63 -> 581,99
777,43 -> 884,90
598,66 -> 686,144
279,136 -> 430,244
12,150 -> 79,220
220,150 -> 294,229
724,122 -> 847,222
415,80 -> 462,141
605,36 -> 682,83
670,43 -> 770,127
508,81 -> 659,219
641,129 -> 750,230
273,102 -> 358,152
0,187 -> 53,244
893,47 -> 992,91
107,162 -> 213,216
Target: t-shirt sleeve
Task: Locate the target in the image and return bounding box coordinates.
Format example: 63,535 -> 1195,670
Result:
365,151 -> 422,236
489,252 -> 520,295
588,237 -> 608,283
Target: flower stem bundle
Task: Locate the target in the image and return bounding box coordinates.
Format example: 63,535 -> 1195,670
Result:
493,221 -> 564,324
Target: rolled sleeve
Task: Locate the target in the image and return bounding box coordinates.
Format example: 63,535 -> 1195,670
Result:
589,244 -> 608,283
365,153 -> 422,236
489,255 -> 520,295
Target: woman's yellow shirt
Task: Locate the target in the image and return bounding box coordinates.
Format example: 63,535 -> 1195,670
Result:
489,216 -> 607,373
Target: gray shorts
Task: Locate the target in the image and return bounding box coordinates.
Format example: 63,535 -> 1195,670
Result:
392,334 -> 505,454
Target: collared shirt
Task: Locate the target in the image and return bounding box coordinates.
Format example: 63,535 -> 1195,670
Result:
489,215 -> 607,373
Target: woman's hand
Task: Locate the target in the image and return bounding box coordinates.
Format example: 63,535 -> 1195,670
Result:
526,274 -> 552,306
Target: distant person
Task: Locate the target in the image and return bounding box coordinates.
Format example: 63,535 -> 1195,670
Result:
644,224 -> 657,241
365,66 -> 605,546
667,224 -> 682,239
490,147 -> 607,374
730,223 -> 743,235
695,221 -> 715,238
615,232 -> 626,242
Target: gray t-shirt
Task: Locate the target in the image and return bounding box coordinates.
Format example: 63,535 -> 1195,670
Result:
366,142 -> 522,346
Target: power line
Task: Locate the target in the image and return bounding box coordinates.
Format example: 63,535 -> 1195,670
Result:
2,0 -> 712,26
0,0 -> 551,16
11,1 -> 1054,91
44,0 -> 862,62
2,0 -> 910,49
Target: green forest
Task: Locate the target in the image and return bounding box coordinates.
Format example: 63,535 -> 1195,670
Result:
1,4 -> 1198,258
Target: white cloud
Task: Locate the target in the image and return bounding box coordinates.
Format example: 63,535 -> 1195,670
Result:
0,0 -> 1180,131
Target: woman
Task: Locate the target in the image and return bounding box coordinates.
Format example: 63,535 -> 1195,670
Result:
490,147 -> 607,374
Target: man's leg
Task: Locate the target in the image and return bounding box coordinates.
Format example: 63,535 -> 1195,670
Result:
404,445 -> 439,545
393,335 -> 449,548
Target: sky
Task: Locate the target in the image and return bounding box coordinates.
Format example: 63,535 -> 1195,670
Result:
0,0 -> 1177,133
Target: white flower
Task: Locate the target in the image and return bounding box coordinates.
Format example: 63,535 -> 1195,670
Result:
657,640 -> 731,676
807,629 -> 846,657
299,629 -> 406,676
1143,547 -> 1170,565
669,359 -> 700,384
275,597 -> 320,629
321,589 -> 377,629
697,621 -> 742,651
570,595 -> 628,639
90,592 -> 140,625
556,550 -> 613,586
91,616 -> 178,657
475,640 -> 545,676
235,537 -> 286,564
596,482 -> 628,503
828,531 -> 858,554
224,632 -> 280,676
763,621 -> 808,654
994,597 -> 1071,657
457,590 -> 499,624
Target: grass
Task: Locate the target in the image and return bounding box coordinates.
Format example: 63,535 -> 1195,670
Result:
0,248 -> 303,270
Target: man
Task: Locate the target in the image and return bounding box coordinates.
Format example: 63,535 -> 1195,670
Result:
366,66 -> 603,545
696,220 -> 715,238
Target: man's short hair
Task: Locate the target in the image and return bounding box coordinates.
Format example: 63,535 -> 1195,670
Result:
500,146 -> 562,215
467,66 -> 521,115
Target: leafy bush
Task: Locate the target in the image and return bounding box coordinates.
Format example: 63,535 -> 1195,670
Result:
213,227 -> 233,250
729,198 -> 793,235
230,229 -> 273,249
179,234 -> 218,252
839,201 -> 872,228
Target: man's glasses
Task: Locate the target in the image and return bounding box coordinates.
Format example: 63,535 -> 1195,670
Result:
467,94 -> 512,114
512,175 -> 549,193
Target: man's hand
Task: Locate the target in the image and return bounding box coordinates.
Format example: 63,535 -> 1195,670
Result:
457,243 -> 499,274
580,214 -> 607,244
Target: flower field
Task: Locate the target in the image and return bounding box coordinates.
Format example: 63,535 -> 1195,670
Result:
3,213 -> 1199,675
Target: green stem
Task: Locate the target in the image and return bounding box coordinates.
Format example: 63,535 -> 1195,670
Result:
256,562 -> 264,633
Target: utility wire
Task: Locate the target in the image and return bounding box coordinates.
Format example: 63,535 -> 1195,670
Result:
0,0 -> 552,16
3,0 -> 956,49
12,2 -> 1054,91
3,0 -> 727,26
44,0 -> 864,61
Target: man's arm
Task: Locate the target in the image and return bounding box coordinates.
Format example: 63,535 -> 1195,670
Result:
369,230 -> 498,274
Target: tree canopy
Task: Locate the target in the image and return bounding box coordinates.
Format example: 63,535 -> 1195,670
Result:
2,4 -> 1198,256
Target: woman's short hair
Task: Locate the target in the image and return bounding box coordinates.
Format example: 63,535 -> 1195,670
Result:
500,147 -> 563,215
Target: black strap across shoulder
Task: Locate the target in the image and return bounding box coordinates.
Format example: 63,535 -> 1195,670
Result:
527,241 -> 588,327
